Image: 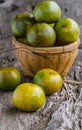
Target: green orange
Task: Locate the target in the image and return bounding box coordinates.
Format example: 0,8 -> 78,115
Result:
33,69 -> 63,95
12,83 -> 45,111
11,13 -> 35,38
0,67 -> 22,91
18,38 -> 28,45
33,1 -> 61,23
54,18 -> 80,45
26,23 -> 56,47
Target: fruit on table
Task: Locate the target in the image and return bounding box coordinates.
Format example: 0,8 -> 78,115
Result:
26,23 -> 56,47
54,18 -> 80,45
12,83 -> 45,111
11,13 -> 35,38
0,67 -> 22,91
33,1 -> 61,23
33,69 -> 63,95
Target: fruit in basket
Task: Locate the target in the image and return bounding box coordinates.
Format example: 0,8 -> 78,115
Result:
49,23 -> 55,28
33,69 -> 63,95
11,13 -> 35,38
0,67 -> 22,91
33,1 -> 61,23
18,38 -> 28,45
26,23 -> 56,47
54,18 -> 80,45
12,83 -> 45,111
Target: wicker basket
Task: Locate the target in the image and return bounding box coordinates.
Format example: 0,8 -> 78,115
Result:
12,37 -> 80,77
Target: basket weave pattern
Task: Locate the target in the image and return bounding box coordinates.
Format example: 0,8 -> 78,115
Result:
12,37 -> 80,77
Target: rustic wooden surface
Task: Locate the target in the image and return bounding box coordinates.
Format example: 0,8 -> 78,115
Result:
0,0 -> 82,130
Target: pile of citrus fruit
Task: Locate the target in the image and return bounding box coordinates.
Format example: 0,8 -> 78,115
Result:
11,0 -> 80,46
0,67 -> 62,112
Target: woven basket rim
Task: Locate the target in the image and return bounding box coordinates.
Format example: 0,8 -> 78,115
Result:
12,37 -> 80,54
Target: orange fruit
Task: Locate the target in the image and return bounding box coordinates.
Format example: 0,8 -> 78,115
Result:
0,67 -> 22,91
33,1 -> 61,23
49,23 -> 55,28
33,69 -> 63,95
11,13 -> 35,38
12,83 -> 45,111
54,18 -> 80,45
18,38 -> 28,45
26,23 -> 56,47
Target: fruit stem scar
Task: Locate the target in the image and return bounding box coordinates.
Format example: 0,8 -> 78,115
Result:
62,24 -> 66,27
49,72 -> 52,74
